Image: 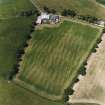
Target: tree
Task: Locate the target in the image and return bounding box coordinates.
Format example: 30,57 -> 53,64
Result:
61,9 -> 68,16
61,9 -> 77,17
43,6 -> 50,13
51,9 -> 56,14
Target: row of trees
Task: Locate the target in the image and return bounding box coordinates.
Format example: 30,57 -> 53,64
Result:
43,6 -> 56,14
61,9 -> 77,17
78,15 -> 98,23
8,21 -> 36,81
43,6 -> 100,24
61,9 -> 99,23
20,9 -> 39,17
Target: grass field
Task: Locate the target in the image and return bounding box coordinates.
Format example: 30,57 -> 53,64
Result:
0,17 -> 34,78
0,0 -> 62,105
71,34 -> 105,105
34,0 -> 105,19
0,0 -> 35,18
17,20 -> 101,101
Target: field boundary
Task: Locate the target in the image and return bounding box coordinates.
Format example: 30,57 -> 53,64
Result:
14,78 -> 62,101
70,99 -> 104,105
69,32 -> 105,104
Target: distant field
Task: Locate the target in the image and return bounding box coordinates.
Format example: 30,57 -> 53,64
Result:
0,0 -> 35,18
17,21 -> 101,101
34,0 -> 105,19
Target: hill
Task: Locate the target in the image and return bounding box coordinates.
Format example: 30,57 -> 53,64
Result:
34,0 -> 105,19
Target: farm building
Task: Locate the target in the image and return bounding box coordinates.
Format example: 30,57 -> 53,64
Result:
36,12 -> 60,24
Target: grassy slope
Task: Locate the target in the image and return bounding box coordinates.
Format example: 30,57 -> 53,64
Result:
18,21 -> 101,101
0,0 -> 35,18
34,0 -> 105,19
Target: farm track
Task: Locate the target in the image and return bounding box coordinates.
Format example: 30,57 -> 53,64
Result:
70,99 -> 104,105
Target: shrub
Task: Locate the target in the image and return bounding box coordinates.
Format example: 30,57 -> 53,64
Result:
61,9 -> 77,17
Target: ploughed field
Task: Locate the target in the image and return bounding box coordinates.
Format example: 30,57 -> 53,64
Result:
16,21 -> 101,101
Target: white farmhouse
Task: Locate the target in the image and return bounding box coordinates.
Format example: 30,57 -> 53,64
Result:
36,12 -> 50,24
36,16 -> 42,24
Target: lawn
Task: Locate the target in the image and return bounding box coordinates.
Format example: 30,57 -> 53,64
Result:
34,0 -> 105,19
17,20 -> 102,101
0,0 -> 35,18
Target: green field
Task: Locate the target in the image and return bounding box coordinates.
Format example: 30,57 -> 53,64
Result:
0,0 -> 35,18
0,0 -> 62,105
0,15 -> 62,105
34,0 -> 105,19
17,21 -> 101,101
0,17 -> 35,78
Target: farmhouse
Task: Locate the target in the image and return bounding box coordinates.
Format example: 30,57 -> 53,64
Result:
36,12 -> 60,24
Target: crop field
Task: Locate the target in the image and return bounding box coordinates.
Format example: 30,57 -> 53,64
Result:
34,0 -> 105,19
0,0 -> 35,18
70,34 -> 105,105
16,20 -> 101,101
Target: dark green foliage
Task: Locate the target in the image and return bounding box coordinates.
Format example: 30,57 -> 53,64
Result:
96,0 -> 105,5
79,65 -> 86,76
103,28 -> 105,33
61,9 -> 76,17
20,10 -> 39,17
43,6 -> 56,14
78,15 -> 98,23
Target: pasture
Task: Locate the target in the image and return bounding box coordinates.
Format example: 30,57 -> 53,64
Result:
70,34 -> 105,105
34,0 -> 105,19
0,6 -> 61,105
0,0 -> 35,18
17,20 -> 101,101
0,17 -> 34,77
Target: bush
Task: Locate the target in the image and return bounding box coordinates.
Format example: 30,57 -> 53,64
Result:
43,6 -> 57,14
79,65 -> 86,76
61,9 -> 76,17
78,15 -> 98,23
103,28 -> 105,33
